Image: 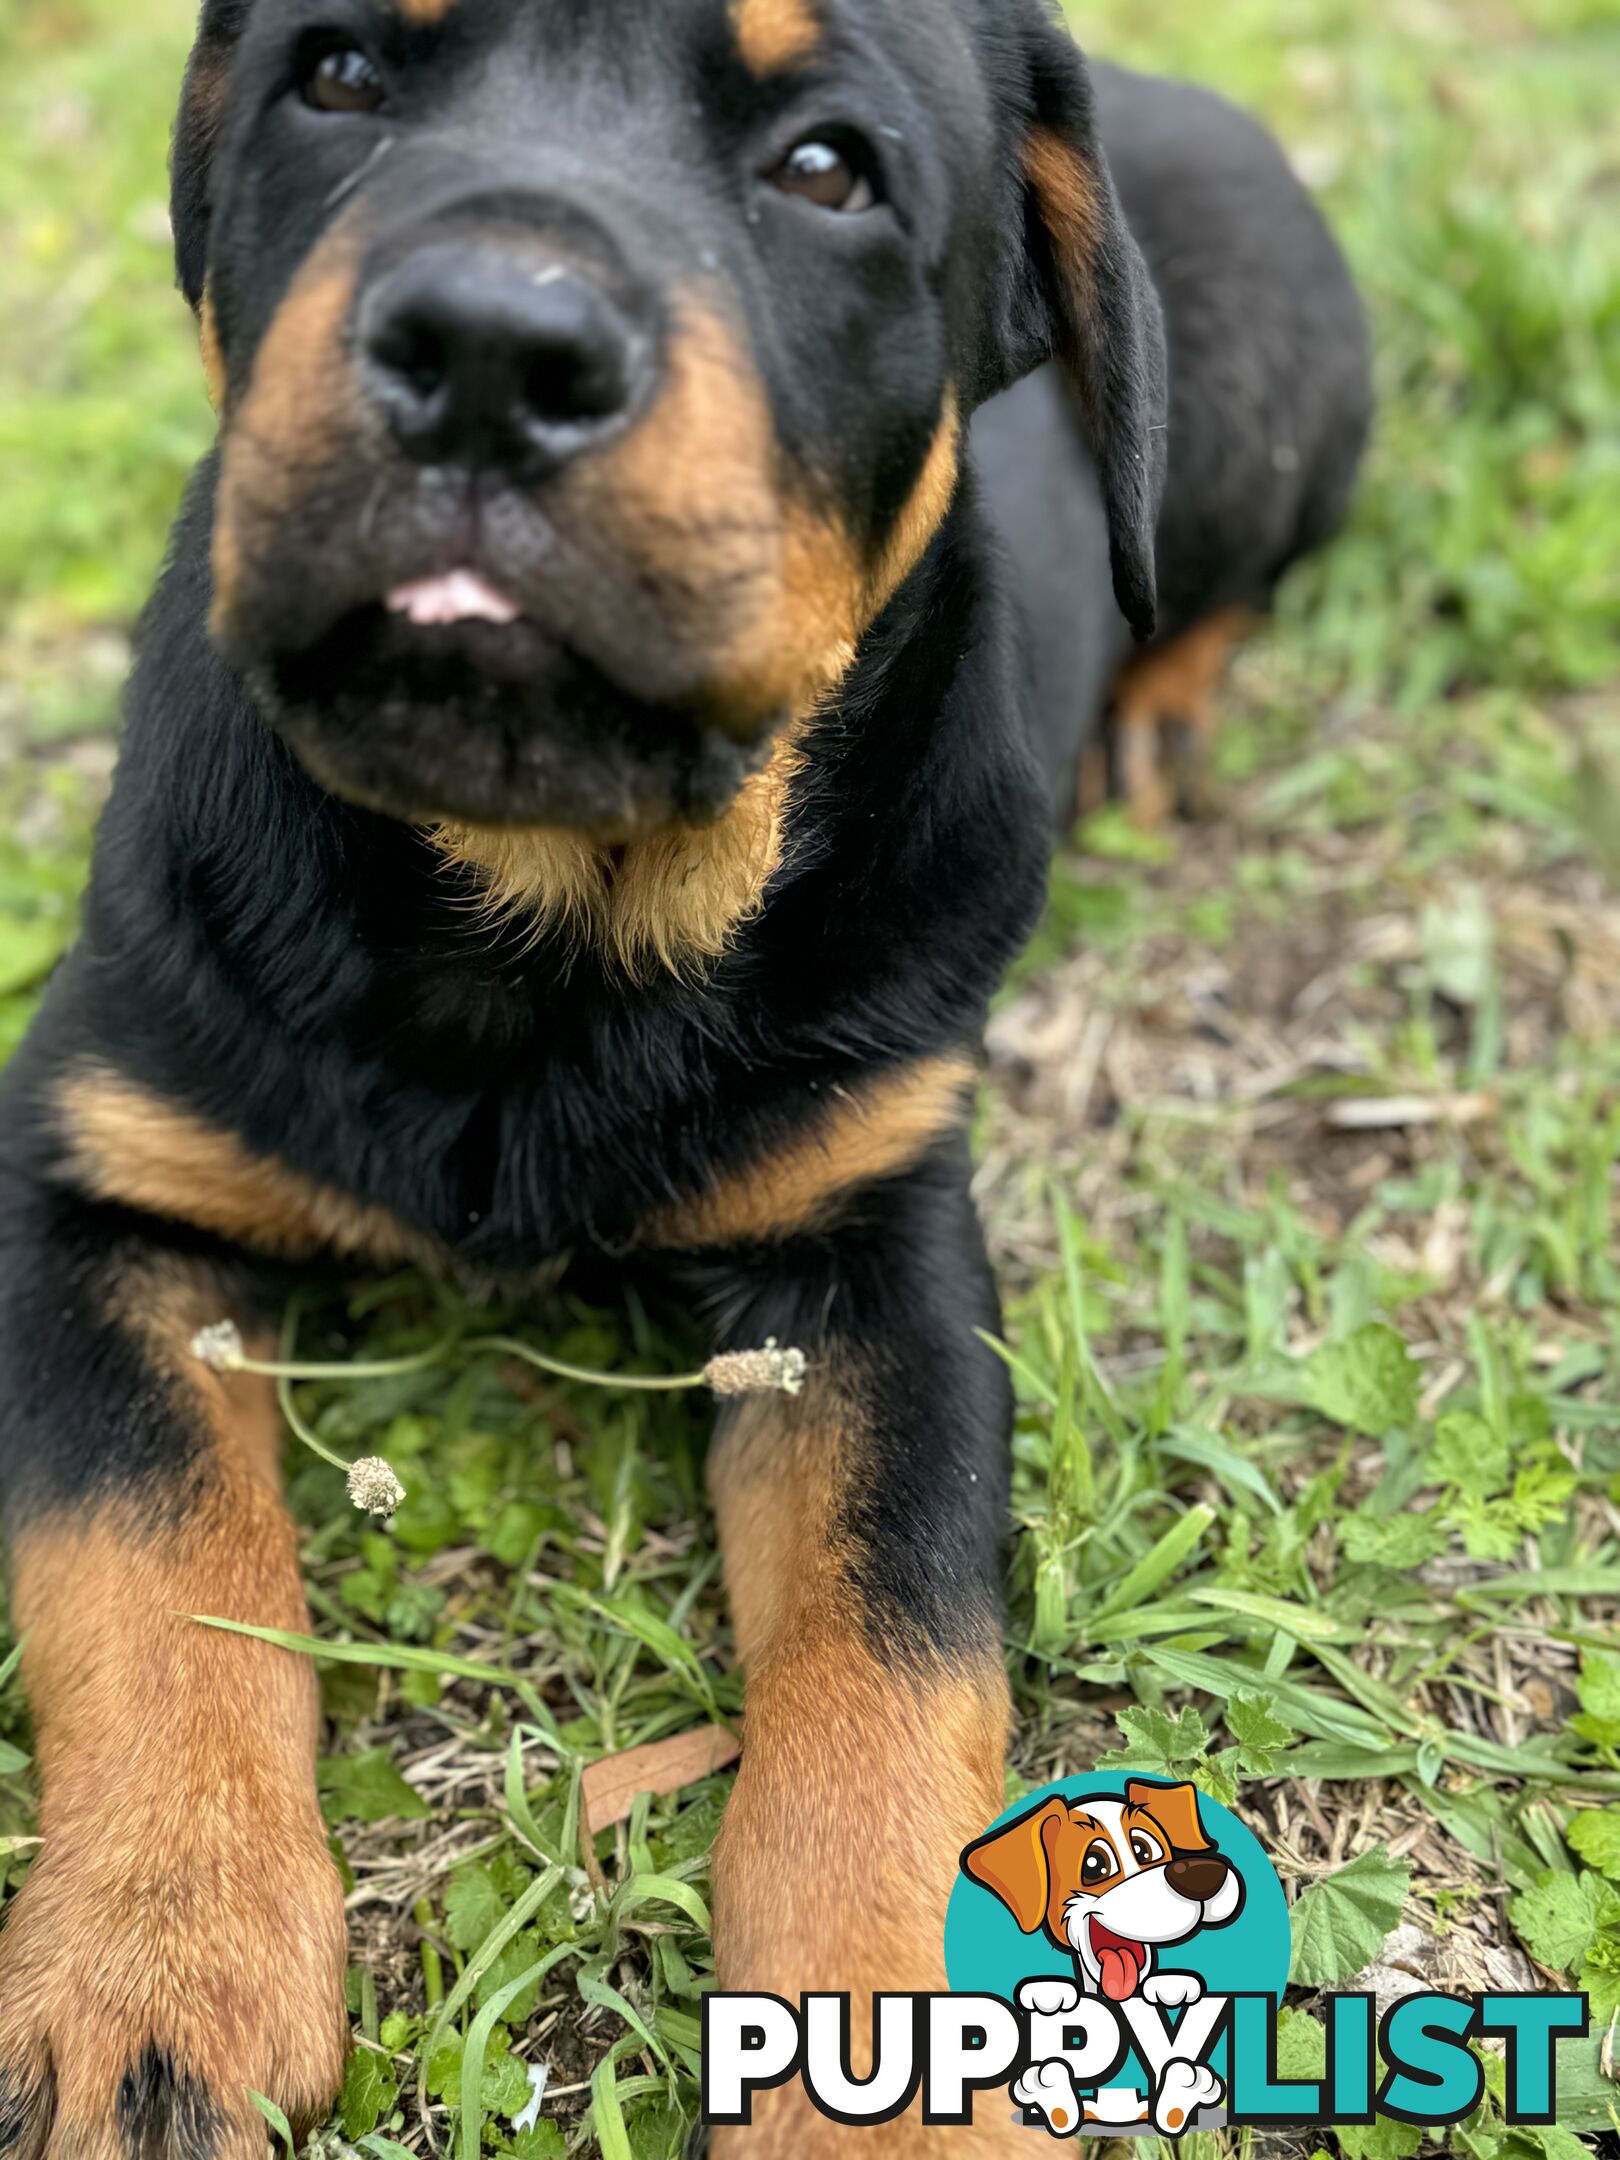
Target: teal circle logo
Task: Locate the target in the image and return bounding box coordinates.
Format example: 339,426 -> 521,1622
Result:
945,1775 -> 1289,2126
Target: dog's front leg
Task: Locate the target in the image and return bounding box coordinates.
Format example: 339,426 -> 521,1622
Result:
692,1159 -> 1023,2154
0,1185 -> 347,2157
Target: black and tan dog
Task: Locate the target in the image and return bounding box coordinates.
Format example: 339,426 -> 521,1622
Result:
0,0 -> 1369,2152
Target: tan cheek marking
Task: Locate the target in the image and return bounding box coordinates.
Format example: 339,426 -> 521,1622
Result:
559,299 -> 863,739
561,303 -> 960,745
646,1053 -> 975,1249
730,0 -> 823,75
711,383 -> 962,733
56,1065 -> 437,1269
199,287 -> 226,411
0,1264 -> 345,2129
397,0 -> 456,18
540,279 -> 958,759
712,389 -> 961,735
868,388 -> 962,615
212,240 -> 361,634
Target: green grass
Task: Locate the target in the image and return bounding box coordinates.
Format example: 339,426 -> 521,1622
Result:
3,0 -> 1620,2154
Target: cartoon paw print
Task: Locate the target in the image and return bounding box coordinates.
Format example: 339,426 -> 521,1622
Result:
1154,2059 -> 1224,2136
1142,1971 -> 1205,2009
1013,2059 -> 1083,2137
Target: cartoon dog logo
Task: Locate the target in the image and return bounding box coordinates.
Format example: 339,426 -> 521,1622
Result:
961,1780 -> 1244,2135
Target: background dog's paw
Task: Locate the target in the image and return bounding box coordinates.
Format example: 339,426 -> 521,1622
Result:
0,1834 -> 348,2160
1153,2059 -> 1224,2135
1012,2059 -> 1083,2136
1141,1970 -> 1204,2008
1016,1977 -> 1082,2017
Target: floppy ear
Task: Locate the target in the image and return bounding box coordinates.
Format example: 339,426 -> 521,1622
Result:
171,0 -> 255,312
960,1798 -> 1067,1933
1003,12 -> 1167,642
1127,1780 -> 1213,1854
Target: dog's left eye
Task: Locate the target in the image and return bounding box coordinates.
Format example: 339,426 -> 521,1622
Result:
769,137 -> 879,214
1130,1832 -> 1163,1866
300,42 -> 386,115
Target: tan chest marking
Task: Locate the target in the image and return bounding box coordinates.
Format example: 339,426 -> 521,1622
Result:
432,719 -> 811,981
647,1052 -> 975,1250
57,1065 -> 436,1268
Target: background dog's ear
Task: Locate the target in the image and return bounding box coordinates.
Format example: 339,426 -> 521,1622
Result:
961,1797 -> 1067,1932
1127,1780 -> 1213,1854
171,0 -> 255,312
996,10 -> 1167,641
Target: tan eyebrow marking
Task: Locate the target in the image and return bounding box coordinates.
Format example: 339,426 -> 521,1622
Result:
731,0 -> 823,77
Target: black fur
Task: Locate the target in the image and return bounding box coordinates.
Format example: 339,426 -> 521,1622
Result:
117,2047 -> 226,2160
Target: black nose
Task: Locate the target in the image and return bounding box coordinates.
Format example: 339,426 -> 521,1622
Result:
1165,1854 -> 1229,1902
359,245 -> 645,470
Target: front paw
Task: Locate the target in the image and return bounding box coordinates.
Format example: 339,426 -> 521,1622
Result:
1153,2059 -> 1224,2136
0,1825 -> 347,2159
1012,2059 -> 1082,2136
1141,1971 -> 1204,2009
1016,1977 -> 1081,2017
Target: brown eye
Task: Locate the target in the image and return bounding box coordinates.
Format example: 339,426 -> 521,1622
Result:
771,138 -> 878,213
302,44 -> 385,115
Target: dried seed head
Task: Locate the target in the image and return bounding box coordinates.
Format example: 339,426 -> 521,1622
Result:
346,1456 -> 406,1517
704,1339 -> 808,1398
191,1320 -> 246,1372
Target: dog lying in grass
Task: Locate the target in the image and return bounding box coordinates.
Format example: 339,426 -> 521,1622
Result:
0,0 -> 1368,2150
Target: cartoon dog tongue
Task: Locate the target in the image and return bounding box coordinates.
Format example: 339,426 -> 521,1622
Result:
1091,1921 -> 1148,2001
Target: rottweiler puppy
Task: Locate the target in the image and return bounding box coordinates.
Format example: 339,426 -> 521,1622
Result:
0,0 -> 1369,2152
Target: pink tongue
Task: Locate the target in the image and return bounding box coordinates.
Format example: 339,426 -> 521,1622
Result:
1098,1944 -> 1141,2001
386,571 -> 519,627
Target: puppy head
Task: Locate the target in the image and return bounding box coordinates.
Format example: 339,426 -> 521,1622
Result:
961,1782 -> 1242,1999
172,0 -> 1165,836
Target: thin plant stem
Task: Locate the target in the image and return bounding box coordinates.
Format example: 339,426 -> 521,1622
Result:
462,1335 -> 705,1393
237,1327 -> 707,1396
275,1299 -> 355,1477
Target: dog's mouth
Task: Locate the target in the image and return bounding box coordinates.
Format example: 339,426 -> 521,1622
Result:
387,568 -> 523,632
1089,1918 -> 1149,2002
249,563 -> 776,835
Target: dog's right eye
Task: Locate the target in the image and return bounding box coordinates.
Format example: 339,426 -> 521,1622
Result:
300,42 -> 386,115
1080,1842 -> 1113,1886
769,135 -> 881,215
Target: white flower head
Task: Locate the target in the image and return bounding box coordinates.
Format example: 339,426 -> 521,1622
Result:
191,1320 -> 246,1373
704,1339 -> 808,1398
346,1456 -> 406,1517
